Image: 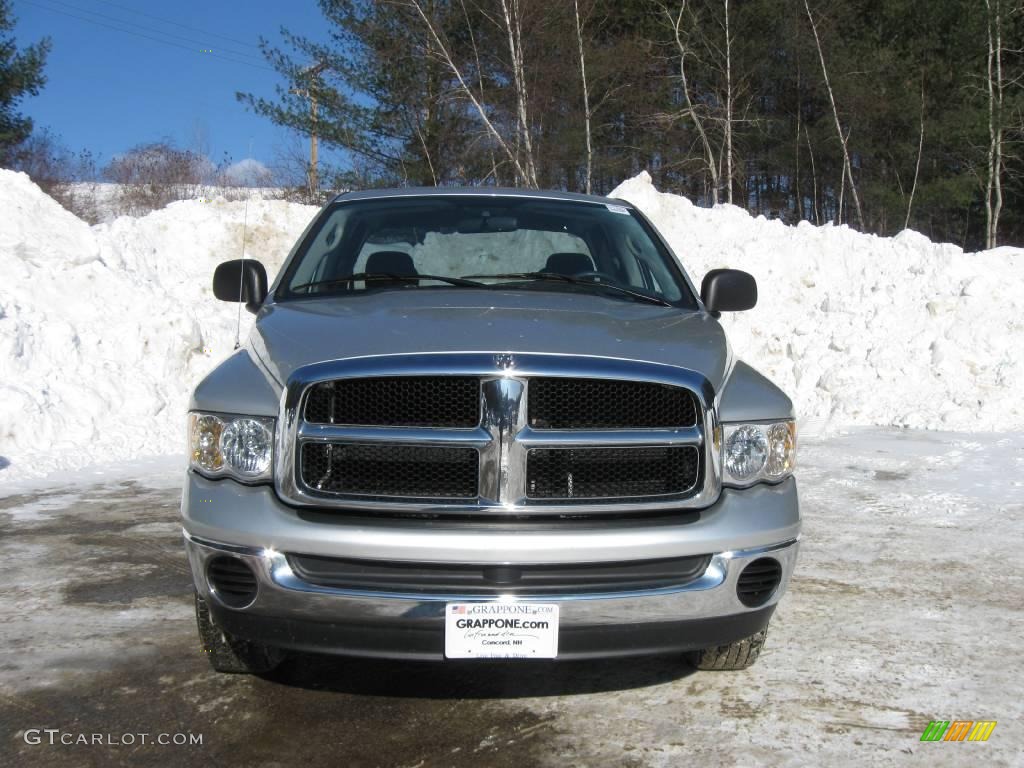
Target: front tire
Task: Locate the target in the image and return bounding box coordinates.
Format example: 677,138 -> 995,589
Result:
689,625 -> 769,671
194,592 -> 285,674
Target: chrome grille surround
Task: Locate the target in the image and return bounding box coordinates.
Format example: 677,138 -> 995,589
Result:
276,353 -> 721,516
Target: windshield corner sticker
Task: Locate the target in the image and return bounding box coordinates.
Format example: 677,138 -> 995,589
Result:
606,203 -> 630,215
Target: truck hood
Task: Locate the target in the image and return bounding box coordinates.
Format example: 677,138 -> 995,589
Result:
249,289 -> 730,389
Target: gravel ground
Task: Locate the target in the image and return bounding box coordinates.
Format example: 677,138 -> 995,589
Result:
1,430 -> 1021,767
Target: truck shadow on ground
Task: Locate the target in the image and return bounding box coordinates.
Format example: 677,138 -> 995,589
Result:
262,650 -> 698,699
266,651 -> 696,704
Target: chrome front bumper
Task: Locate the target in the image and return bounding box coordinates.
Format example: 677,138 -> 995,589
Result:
186,532 -> 798,621
182,472 -> 800,659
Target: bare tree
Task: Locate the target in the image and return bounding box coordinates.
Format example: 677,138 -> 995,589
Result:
804,125 -> 821,225
722,0 -> 734,204
662,2 -> 720,204
458,0 -> 503,184
905,75 -> 926,231
803,0 -> 864,229
573,0 -> 593,193
794,57 -> 803,221
406,0 -> 534,185
499,0 -> 538,186
269,132 -> 315,200
9,128 -> 102,221
103,141 -> 210,215
984,0 -> 1006,248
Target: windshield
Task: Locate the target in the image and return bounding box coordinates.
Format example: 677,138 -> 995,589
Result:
276,196 -> 696,308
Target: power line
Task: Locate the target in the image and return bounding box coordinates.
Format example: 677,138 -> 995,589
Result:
89,0 -> 264,51
21,0 -> 278,73
30,0 -> 268,65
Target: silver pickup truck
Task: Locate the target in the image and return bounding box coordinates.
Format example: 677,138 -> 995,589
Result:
182,188 -> 800,674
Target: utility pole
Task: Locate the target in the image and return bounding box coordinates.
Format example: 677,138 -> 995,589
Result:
290,60 -> 327,198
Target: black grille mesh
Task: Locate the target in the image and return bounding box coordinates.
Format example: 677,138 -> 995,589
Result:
287,553 -> 713,595
527,446 -> 700,499
300,443 -> 479,499
528,378 -> 698,429
304,377 -> 480,427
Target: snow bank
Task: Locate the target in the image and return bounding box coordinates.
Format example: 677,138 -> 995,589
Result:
612,172 -> 1024,434
1,169 -> 1022,482
0,170 -> 318,482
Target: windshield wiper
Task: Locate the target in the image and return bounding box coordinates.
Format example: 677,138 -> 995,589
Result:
291,272 -> 488,292
463,272 -> 674,308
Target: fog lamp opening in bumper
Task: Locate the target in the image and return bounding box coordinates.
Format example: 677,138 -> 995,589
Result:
206,555 -> 259,609
736,557 -> 783,607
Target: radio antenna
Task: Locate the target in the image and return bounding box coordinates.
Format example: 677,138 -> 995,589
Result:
233,139 -> 254,350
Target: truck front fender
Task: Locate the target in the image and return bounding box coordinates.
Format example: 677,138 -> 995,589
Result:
718,360 -> 795,422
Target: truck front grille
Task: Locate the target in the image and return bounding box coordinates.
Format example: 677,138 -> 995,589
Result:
526,446 -> 700,500
528,378 -> 698,429
304,376 -> 480,427
300,443 -> 479,499
283,355 -> 713,513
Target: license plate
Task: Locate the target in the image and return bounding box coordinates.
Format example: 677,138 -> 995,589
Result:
445,603 -> 559,659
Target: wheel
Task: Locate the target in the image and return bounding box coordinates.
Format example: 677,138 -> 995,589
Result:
194,591 -> 285,674
689,625 -> 769,671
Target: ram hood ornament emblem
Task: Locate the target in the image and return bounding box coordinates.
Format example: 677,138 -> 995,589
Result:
493,353 -> 516,371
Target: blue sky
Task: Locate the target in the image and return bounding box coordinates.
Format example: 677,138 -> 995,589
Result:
11,0 -> 335,171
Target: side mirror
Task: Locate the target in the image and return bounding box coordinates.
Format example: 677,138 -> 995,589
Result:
213,259 -> 268,314
700,269 -> 757,315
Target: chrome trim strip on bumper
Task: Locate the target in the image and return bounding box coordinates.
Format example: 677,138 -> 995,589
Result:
275,353 -> 720,516
184,530 -> 800,625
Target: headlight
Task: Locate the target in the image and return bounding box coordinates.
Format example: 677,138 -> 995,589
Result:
188,412 -> 275,482
722,420 -> 796,487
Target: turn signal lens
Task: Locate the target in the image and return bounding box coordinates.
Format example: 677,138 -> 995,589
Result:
766,422 -> 797,478
190,414 -> 225,472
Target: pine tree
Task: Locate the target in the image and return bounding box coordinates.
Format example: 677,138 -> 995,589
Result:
238,0 -> 486,188
0,0 -> 51,164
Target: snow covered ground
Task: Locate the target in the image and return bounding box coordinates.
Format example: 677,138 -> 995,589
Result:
1,169 -> 1022,482
2,430 -> 1021,765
